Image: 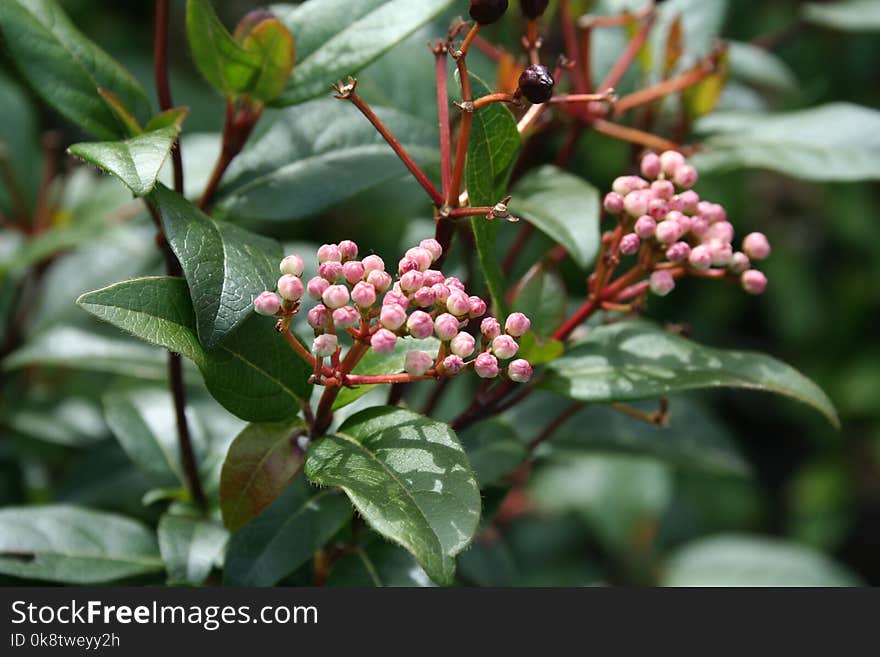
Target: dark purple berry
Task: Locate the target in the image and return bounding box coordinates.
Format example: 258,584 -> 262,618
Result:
469,0 -> 509,25
518,64 -> 555,104
519,0 -> 549,19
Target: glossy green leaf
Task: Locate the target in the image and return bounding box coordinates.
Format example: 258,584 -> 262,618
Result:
727,41 -> 798,95
305,407 -> 481,585
77,276 -> 312,422
541,320 -> 839,427
511,265 -> 567,337
460,418 -> 527,487
802,1 -> 880,32
0,72 -> 41,212
692,103 -> 880,181
271,0 -> 454,106
0,505 -> 162,583
510,166 -> 601,269
5,399 -> 106,448
662,534 -> 862,586
328,541 -> 434,587
516,332 -> 565,366
240,17 -> 297,103
0,0 -> 151,139
217,99 -> 438,221
224,474 -> 352,586
69,119 -> 186,197
158,513 -> 228,585
152,185 -> 281,348
220,420 -> 307,532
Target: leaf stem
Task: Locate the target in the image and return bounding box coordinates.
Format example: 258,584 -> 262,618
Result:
592,119 -> 682,152
199,100 -> 262,212
597,10 -> 657,92
527,402 -> 584,451
434,44 -> 452,198
154,0 -> 184,196
614,57 -> 719,116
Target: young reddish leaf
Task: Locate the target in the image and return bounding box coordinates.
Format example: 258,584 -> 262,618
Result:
240,18 -> 296,104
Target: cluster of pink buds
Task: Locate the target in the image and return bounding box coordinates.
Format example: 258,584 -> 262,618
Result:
253,238 -> 533,386
602,151 -> 771,298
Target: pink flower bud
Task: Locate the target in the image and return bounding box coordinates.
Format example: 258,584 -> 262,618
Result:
419,238 -> 443,262
434,313 -> 460,341
468,296 -> 487,318
406,311 -> 434,339
319,261 -> 343,282
413,286 -> 436,308
446,293 -> 471,317
508,358 -> 533,383
620,233 -> 640,255
380,303 -> 407,330
698,202 -> 726,224
659,150 -> 686,178
441,355 -> 465,375
708,240 -> 734,267
741,269 -> 768,295
690,218 -> 709,238
648,198 -> 668,219
492,334 -> 519,359
254,291 -> 282,316
624,189 -> 652,217
383,289 -> 410,308
649,270 -> 676,296
742,232 -> 771,261
322,284 -> 350,309
613,175 -> 649,196
317,243 -> 342,263
474,353 -> 500,379
677,190 -> 700,213
729,252 -> 751,274
505,312 -> 531,337
399,270 -> 425,293
673,164 -> 698,189
337,240 -> 358,262
342,260 -> 365,285
666,241 -> 692,263
450,332 -> 476,358
398,258 -> 419,275
431,283 -> 451,303
312,333 -> 338,357
688,244 -> 713,270
307,276 -> 329,301
423,269 -> 445,286
405,247 -> 434,272
707,221 -> 734,244
405,350 -> 434,376
650,179 -> 675,200
279,254 -> 304,277
366,269 -> 392,292
445,277 -> 465,292
351,281 -> 377,308
655,220 -> 682,244
675,213 -> 695,235
277,274 -> 305,301
640,152 -> 662,179
481,317 -> 502,339
371,328 -> 398,353
307,304 -> 330,329
603,192 -> 624,214
634,215 -> 657,239
332,305 -> 359,328
362,254 -> 385,274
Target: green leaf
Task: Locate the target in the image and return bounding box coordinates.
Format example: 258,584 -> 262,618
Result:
727,41 -> 798,95
76,276 -> 312,422
158,513 -> 228,585
802,0 -> 880,32
69,119 -> 187,197
220,420 -> 307,532
152,185 -> 282,348
305,407 -> 481,585
691,103 -> 880,181
540,320 -> 839,427
511,265 -> 567,337
240,17 -> 297,103
224,474 -> 352,586
510,166 -> 601,269
662,534 -> 862,586
217,99 -> 438,221
0,505 -> 162,583
460,418 -> 527,487
5,399 -> 106,448
516,332 -> 565,366
650,0 -> 728,73
0,0 -> 151,139
328,541 -> 434,587
271,0 -> 454,106
466,75 -> 521,314
333,337 -> 439,409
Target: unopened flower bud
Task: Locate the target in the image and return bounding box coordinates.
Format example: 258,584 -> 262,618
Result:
384,289 -> 410,308
447,293 -> 471,317
413,286 -> 436,307
317,243 -> 342,263
640,152 -> 662,179
434,313 -> 460,341
398,258 -> 419,275
708,240 -> 733,267
342,260 -> 365,285
254,291 -> 282,316
362,254 -> 385,274
659,150 -> 686,178
742,232 -> 771,261
508,358 -> 533,383
650,179 -> 675,200
407,310 -> 434,339
613,175 -> 649,196
405,350 -> 434,376
441,355 -> 465,375
431,283 -> 451,303
332,305 -> 359,328
312,333 -> 338,357
604,191 -> 625,214
277,274 -> 305,301
655,220 -> 682,244
279,254 -> 304,277
677,190 -> 700,213
698,202 -> 726,224
319,261 -> 343,282
649,270 -> 676,296
307,304 -> 330,329
648,198 -> 668,219
419,238 -> 443,262
673,164 -> 698,189
322,284 -> 350,309
690,217 -> 709,238
399,270 -> 424,294
351,281 -> 377,308
729,251 -> 751,274
620,233 -> 640,255
635,215 -> 657,239
688,244 -> 713,270
481,317 -> 502,339
707,221 -> 734,244
445,277 -> 466,292
380,304 -> 407,330
450,331 -> 476,358
492,334 -> 519,359
371,328 -> 398,353
405,247 -> 433,272
468,295 -> 487,318
505,312 -> 531,337
741,269 -> 768,295
474,353 -> 500,378
624,190 -> 652,217
423,269 -> 445,286
337,240 -> 358,262
366,269 -> 392,292
666,241 -> 692,263
307,276 -> 329,301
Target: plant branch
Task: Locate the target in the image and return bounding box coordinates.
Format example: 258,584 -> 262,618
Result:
597,11 -> 657,92
155,0 -> 184,196
614,58 -> 719,116
434,44 -> 452,197
592,119 -> 682,152
199,100 -> 262,211
527,402 -> 584,451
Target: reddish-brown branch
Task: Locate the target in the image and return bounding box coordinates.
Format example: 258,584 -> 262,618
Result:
598,12 -> 656,92
592,119 -> 682,152
200,100 -> 262,211
614,63 -> 717,116
560,0 -> 585,92
473,92 -> 519,110
154,0 -> 184,196
435,47 -> 452,197
527,402 -> 584,451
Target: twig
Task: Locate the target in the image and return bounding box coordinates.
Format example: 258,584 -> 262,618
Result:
527,402 -> 583,451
